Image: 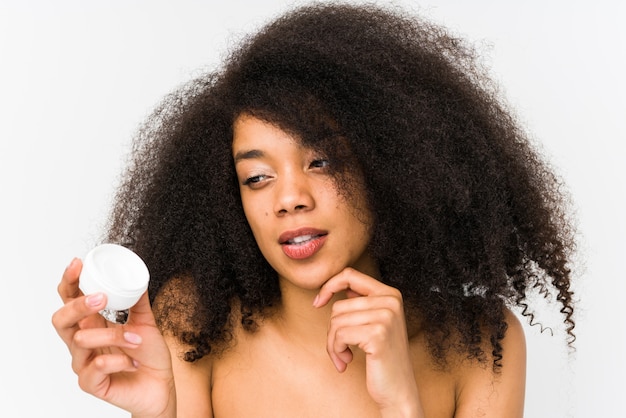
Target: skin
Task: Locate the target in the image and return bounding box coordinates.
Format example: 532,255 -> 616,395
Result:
52,115 -> 527,417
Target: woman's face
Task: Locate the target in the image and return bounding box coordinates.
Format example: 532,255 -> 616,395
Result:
232,114 -> 376,290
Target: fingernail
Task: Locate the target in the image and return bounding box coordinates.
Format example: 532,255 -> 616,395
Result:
85,293 -> 104,307
124,332 -> 142,345
312,294 -> 320,307
132,359 -> 140,368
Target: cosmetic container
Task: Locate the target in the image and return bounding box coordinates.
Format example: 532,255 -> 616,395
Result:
79,243 -> 149,324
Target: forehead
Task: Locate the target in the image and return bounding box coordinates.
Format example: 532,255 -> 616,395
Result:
232,114 -> 302,158
231,112 -> 356,170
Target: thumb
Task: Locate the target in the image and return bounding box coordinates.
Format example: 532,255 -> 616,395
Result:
127,291 -> 156,325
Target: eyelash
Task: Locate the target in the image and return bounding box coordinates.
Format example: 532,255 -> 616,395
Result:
243,174 -> 267,186
310,158 -> 329,169
241,158 -> 329,188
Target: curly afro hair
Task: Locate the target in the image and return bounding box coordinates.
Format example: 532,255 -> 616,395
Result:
105,2 -> 576,367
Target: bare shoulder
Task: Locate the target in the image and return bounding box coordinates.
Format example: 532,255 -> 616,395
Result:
153,276 -> 214,417
453,309 -> 527,418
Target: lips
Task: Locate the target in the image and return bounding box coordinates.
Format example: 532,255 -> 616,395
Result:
279,228 -> 328,260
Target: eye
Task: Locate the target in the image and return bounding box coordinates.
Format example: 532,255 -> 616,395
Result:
242,174 -> 269,189
309,158 -> 329,169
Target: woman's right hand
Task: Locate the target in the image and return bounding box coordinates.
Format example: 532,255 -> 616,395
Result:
52,258 -> 176,418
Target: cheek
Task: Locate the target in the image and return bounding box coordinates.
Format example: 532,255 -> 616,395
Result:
241,198 -> 258,227
243,207 -> 258,227
345,203 -> 374,244
241,198 -> 270,244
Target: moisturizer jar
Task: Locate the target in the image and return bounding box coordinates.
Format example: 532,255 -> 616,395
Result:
79,243 -> 150,324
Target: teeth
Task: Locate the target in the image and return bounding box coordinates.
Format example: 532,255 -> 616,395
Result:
290,234 -> 314,244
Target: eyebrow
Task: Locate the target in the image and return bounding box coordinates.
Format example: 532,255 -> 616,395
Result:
233,149 -> 264,163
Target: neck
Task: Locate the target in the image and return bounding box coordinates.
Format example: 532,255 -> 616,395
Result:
269,258 -> 382,348
272,280 -> 346,349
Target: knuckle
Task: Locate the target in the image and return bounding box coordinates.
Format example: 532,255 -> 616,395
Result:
380,290 -> 403,312
326,321 -> 338,340
372,322 -> 388,340
50,310 -> 61,329
77,373 -> 90,393
389,287 -> 403,300
379,308 -> 395,325
335,326 -> 347,341
51,306 -> 75,333
338,267 -> 352,278
93,355 -> 106,369
330,302 -> 342,318
389,294 -> 403,311
71,358 -> 81,375
72,330 -> 86,347
383,305 -> 396,319
326,336 -> 335,354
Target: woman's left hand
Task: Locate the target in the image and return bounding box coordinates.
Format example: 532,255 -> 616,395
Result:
314,267 -> 423,417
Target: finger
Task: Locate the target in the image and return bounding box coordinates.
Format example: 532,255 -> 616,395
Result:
330,294 -> 403,317
315,268 -> 396,307
77,353 -> 138,397
52,292 -> 108,346
328,324 -> 378,372
329,346 -> 353,372
126,292 -> 156,326
72,328 -> 141,373
331,322 -> 391,360
57,258 -> 84,303
328,308 -> 392,348
74,327 -> 142,351
327,308 -> 399,371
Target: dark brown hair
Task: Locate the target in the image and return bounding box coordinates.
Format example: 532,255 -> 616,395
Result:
106,3 -> 576,366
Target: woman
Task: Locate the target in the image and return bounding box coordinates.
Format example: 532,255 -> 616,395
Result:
53,3 -> 575,417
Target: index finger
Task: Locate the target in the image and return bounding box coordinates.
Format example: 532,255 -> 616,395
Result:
57,258 -> 84,303
314,268 -> 393,307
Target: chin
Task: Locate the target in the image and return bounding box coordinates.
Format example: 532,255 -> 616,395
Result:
278,264 -> 344,290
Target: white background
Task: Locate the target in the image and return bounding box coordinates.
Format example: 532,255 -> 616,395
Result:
1,1 -> 624,417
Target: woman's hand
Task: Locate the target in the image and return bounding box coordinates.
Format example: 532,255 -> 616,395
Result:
314,267 -> 424,418
52,258 -> 176,418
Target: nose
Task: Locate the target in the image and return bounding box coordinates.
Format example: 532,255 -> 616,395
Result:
274,170 -> 315,216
